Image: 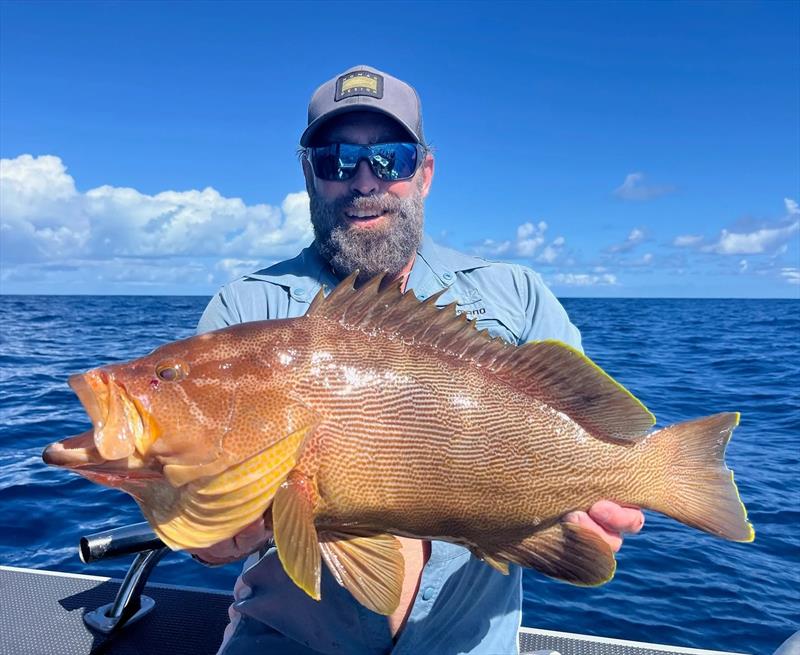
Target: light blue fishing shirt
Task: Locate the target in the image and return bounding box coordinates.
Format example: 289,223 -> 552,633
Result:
197,234 -> 582,655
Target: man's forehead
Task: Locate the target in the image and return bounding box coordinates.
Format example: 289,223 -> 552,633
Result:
314,111 -> 411,144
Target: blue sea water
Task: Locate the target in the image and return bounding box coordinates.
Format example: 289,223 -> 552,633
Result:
0,295 -> 797,654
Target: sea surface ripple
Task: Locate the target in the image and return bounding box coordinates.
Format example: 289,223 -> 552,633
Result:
0,295 -> 797,653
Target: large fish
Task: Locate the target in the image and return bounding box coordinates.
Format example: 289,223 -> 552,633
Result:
43,275 -> 754,614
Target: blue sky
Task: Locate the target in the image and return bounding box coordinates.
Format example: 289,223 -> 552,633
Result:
1,1 -> 798,297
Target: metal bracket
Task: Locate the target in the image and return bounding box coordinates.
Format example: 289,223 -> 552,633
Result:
84,546 -> 168,634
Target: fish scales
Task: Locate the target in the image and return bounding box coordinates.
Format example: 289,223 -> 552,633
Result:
43,273 -> 754,615
290,317 -> 630,539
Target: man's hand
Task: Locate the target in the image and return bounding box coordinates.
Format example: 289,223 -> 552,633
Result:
565,500 -> 645,552
187,514 -> 273,566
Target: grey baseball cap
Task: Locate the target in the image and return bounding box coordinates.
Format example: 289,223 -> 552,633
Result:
300,65 -> 425,147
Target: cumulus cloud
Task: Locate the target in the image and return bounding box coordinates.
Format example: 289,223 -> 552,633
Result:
673,234 -> 703,247
781,267 -> 800,285
614,172 -> 674,201
671,199 -> 800,257
607,227 -> 646,253
473,221 -> 565,264
0,154 -> 313,266
702,221 -> 799,255
537,236 -> 565,264
551,272 -> 618,286
216,258 -> 262,280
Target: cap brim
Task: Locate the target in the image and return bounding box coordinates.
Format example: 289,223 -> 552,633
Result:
300,104 -> 420,147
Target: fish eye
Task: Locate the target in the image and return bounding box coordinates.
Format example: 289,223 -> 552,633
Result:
155,361 -> 188,382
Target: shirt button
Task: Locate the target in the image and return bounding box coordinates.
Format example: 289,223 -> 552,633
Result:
294,288 -> 306,298
442,272 -> 453,282
238,584 -> 254,600
421,586 -> 435,601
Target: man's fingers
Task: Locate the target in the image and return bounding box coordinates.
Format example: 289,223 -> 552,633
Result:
588,500 -> 645,535
188,515 -> 274,565
564,510 -> 623,552
233,517 -> 272,554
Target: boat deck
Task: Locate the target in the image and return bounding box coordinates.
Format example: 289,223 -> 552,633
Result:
0,566 -> 747,655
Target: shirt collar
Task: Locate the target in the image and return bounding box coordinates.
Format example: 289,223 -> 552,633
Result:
407,234 -> 491,300
241,234 -> 490,302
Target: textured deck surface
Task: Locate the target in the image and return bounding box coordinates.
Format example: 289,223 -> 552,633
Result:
0,566 -> 231,655
1,566 -> 746,655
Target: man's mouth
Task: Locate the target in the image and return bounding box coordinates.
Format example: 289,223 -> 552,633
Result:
344,208 -> 388,223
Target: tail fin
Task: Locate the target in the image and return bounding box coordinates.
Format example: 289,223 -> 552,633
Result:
649,413 -> 754,542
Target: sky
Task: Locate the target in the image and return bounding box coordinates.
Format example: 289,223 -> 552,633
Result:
1,1 -> 798,298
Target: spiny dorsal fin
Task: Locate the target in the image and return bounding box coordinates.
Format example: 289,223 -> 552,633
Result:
308,274 -> 654,442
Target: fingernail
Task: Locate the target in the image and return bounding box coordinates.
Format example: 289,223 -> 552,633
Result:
564,512 -> 580,523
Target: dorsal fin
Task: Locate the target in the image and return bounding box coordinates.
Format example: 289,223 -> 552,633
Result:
307,274 -> 654,442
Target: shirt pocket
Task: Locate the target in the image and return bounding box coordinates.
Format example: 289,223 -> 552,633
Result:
455,294 -> 520,345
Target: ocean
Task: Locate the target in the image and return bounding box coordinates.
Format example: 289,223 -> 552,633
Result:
0,295 -> 797,654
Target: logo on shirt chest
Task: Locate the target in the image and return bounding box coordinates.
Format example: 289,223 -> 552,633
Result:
455,301 -> 487,321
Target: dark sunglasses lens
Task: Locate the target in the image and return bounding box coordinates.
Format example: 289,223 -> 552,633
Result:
310,143 -> 420,181
368,143 -> 418,180
311,145 -> 358,181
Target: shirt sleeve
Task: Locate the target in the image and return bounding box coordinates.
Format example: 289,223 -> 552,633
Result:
518,268 -> 583,353
197,286 -> 242,334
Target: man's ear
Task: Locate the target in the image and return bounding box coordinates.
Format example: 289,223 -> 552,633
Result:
302,156 -> 315,195
420,153 -> 434,198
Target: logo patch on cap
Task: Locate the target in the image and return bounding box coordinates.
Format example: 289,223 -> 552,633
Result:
335,70 -> 384,102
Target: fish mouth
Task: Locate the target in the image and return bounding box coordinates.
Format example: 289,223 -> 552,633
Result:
66,369 -> 160,462
42,428 -> 160,478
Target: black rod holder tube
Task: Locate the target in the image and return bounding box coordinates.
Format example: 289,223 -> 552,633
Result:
108,546 -> 168,624
80,522 -> 165,563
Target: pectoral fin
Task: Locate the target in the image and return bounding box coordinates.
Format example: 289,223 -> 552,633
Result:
496,522 -> 616,586
272,471 -> 322,600
319,531 -> 404,615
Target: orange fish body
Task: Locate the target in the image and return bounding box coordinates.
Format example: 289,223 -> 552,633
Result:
43,275 -> 754,615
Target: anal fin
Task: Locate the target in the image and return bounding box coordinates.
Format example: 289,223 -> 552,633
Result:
496,522 -> 616,586
272,472 -> 322,600
319,531 -> 404,615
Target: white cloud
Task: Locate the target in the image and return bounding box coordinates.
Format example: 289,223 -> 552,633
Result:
739,259 -> 748,273
551,272 -> 618,286
0,154 -> 313,265
536,236 -> 565,264
216,258 -> 262,280
516,221 -> 547,256
673,199 -> 800,256
614,172 -> 674,201
474,221 -> 565,264
673,234 -> 704,247
703,221 -> 799,255
608,227 -> 646,253
474,238 -> 511,257
781,267 -> 800,285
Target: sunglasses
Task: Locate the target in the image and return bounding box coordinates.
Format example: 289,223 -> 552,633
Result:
306,142 -> 425,182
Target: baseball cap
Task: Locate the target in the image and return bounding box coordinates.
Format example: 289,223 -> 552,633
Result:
300,65 -> 425,147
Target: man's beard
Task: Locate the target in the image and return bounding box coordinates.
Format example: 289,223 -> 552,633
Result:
309,180 -> 425,282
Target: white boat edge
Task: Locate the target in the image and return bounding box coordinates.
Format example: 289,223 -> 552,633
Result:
518,626 -> 748,655
2,564 -> 753,654
0,564 -> 232,597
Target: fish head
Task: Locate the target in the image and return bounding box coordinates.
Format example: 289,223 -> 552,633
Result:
42,327 -> 281,487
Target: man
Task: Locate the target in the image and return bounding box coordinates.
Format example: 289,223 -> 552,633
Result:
192,65 -> 644,655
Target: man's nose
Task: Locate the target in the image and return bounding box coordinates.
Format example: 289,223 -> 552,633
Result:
349,160 -> 380,196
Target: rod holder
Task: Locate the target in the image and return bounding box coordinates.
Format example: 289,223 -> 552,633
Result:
80,523 -> 169,634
